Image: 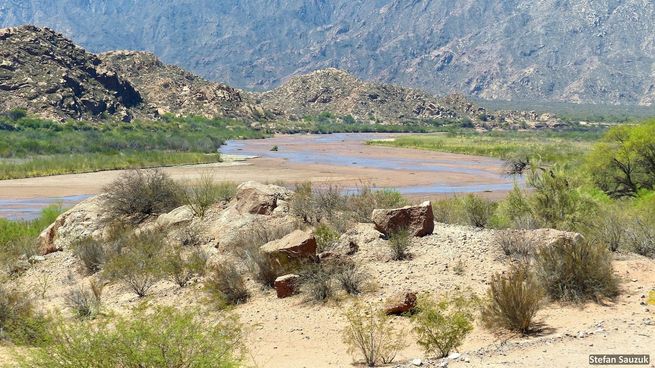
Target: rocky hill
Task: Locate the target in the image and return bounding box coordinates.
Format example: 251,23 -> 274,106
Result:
0,25 -> 141,121
1,0 -> 654,105
99,51 -> 261,119
0,25 -> 259,121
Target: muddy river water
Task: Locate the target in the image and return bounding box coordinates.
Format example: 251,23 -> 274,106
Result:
0,133 -> 518,220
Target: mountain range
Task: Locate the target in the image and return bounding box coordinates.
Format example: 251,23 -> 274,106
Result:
1,0 -> 654,106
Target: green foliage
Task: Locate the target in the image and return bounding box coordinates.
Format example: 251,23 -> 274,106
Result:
181,174 -> 237,217
0,286 -> 49,345
342,302 -> 407,366
103,230 -> 165,297
314,223 -> 340,252
535,239 -> 619,302
163,246 -> 208,287
16,306 -> 243,368
587,120 -> 655,197
388,229 -> 411,261
103,169 -> 182,224
204,264 -> 250,307
493,184 -> 535,229
411,293 -> 477,358
461,194 -> 496,228
481,265 -> 543,334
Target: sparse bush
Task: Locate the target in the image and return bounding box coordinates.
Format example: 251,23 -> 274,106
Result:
493,184 -> 537,229
342,302 -> 407,366
301,263 -> 333,302
495,231 -> 534,260
72,237 -> 106,274
163,246 -> 208,287
237,223 -> 297,288
332,260 -> 368,296
347,187 -> 406,223
182,174 -> 236,217
0,286 -> 48,344
388,229 -> 411,261
65,281 -> 103,319
586,206 -> 627,252
411,294 -> 477,358
624,216 -> 655,258
431,197 -> 465,225
103,169 -> 182,224
481,265 -> 543,334
103,230 -> 165,297
17,306 -> 244,368
205,263 -> 250,307
535,239 -> 619,302
461,194 -> 496,228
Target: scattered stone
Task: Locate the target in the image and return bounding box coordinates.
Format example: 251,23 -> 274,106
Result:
384,292 -> 417,315
411,358 -> 423,366
274,274 -> 300,298
371,201 -> 434,237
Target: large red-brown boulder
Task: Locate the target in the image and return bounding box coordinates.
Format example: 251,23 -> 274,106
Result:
371,201 -> 434,237
260,230 -> 317,266
234,181 -> 292,215
385,292 -> 417,315
274,274 -> 300,298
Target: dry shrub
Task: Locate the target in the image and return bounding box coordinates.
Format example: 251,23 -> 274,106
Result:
342,302 -> 407,366
72,237 -> 106,274
432,197 -> 465,225
181,173 -> 236,217
163,246 -> 208,287
461,194 -> 496,228
236,223 -> 296,288
411,293 -> 477,358
481,264 -> 543,334
65,281 -> 104,319
301,263 -> 333,302
103,230 -> 165,297
347,186 -> 407,223
0,286 -> 48,344
331,259 -> 368,296
535,239 -> 619,302
624,216 -> 655,258
314,223 -> 340,252
388,229 -> 411,261
205,263 -> 250,307
103,169 -> 182,224
495,231 -> 534,260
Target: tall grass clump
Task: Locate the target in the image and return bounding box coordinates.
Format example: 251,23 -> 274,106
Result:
16,306 -> 244,368
535,239 -> 619,302
181,174 -> 237,217
481,265 -> 543,334
342,302 -> 407,367
388,229 -> 411,261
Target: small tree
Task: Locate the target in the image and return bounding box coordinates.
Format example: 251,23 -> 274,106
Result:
411,294 -> 477,358
342,302 -> 407,367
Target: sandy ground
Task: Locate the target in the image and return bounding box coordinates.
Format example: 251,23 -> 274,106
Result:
2,223 -> 653,368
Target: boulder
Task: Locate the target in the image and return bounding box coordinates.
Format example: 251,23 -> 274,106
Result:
524,228 -> 584,249
274,274 -> 300,298
260,230 -> 317,266
234,181 -> 292,215
385,292 -> 417,315
371,201 -> 434,237
156,205 -> 194,227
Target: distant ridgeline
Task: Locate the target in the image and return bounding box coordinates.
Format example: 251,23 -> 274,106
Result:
0,25 -> 611,131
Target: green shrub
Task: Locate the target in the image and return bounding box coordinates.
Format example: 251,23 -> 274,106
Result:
0,286 -> 48,345
535,239 -> 619,302
411,294 -> 477,358
481,265 -> 543,334
431,197 -> 465,225
205,264 -> 250,307
103,230 -> 165,297
182,174 -> 236,217
315,223 -> 340,252
103,169 -> 182,224
17,306 -> 243,368
493,185 -> 536,229
461,194 -> 496,228
342,302 -> 407,366
388,229 -> 411,261
347,187 -> 406,223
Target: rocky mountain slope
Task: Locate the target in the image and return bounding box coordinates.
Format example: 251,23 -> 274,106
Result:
1,0 -> 654,105
0,26 -> 258,121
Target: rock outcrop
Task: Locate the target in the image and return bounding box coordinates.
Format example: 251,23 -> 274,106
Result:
371,201 -> 435,237
274,274 -> 300,298
234,181 -> 292,215
384,292 -> 417,316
